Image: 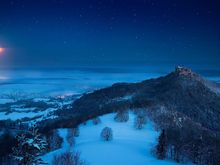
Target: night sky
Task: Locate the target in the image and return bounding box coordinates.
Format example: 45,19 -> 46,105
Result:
0,0 -> 220,69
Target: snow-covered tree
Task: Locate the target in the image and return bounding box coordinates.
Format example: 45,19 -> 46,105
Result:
11,125 -> 47,165
114,110 -> 129,122
52,151 -> 85,165
100,127 -> 113,141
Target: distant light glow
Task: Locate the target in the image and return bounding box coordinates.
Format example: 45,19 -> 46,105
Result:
0,47 -> 5,54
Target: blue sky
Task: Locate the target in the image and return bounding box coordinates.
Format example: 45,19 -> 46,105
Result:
0,0 -> 220,68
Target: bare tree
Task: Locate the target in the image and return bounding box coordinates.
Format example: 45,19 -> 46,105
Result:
100,127 -> 113,141
66,128 -> 75,149
92,117 -> 101,125
134,111 -> 147,129
52,151 -> 85,165
114,110 -> 129,122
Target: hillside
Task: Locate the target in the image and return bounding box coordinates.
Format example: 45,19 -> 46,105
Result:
66,67 -> 220,133
1,67 -> 220,164
42,66 -> 220,164
42,113 -> 181,165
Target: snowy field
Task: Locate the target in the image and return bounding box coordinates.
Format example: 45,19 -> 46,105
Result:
42,113 -> 188,165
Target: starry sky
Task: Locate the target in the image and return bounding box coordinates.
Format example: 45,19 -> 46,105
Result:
0,0 -> 220,69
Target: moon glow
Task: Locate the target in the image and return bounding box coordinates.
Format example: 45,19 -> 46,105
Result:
0,47 -> 5,54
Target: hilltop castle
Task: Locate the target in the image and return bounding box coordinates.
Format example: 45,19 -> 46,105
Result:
175,66 -> 193,76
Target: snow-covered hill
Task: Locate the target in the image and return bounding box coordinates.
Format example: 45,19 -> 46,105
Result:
42,113 -> 186,165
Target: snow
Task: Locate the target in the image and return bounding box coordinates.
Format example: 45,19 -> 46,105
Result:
75,113 -> 179,165
0,69 -> 214,164
112,95 -> 133,102
0,98 -> 14,104
0,111 -> 42,120
42,113 -> 188,165
33,98 -> 50,102
0,93 -> 73,121
0,107 -> 57,121
13,107 -> 36,112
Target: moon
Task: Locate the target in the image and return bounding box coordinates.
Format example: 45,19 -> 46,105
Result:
0,47 -> 5,54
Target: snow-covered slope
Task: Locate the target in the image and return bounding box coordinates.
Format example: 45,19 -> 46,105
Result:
43,113 -> 185,165
75,113 -> 179,165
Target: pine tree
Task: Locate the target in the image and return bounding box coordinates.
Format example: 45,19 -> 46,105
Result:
12,125 -> 47,165
156,129 -> 167,160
